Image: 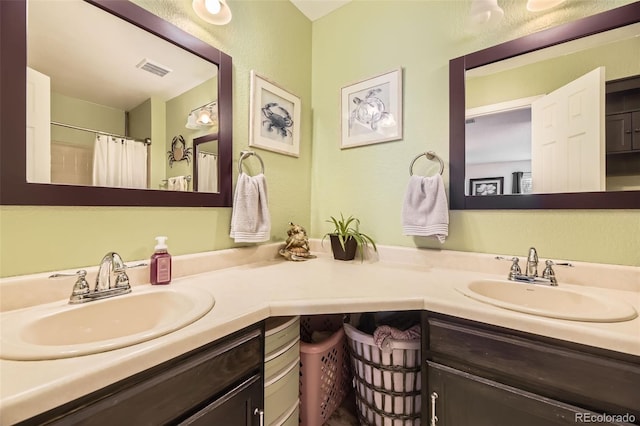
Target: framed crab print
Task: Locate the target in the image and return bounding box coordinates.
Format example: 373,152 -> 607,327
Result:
249,71 -> 301,157
341,68 -> 403,149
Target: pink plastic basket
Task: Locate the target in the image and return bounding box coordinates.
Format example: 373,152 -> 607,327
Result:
299,315 -> 352,426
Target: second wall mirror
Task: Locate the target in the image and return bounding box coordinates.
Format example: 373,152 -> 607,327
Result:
449,3 -> 640,209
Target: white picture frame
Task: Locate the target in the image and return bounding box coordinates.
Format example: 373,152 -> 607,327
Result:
249,71 -> 301,157
341,68 -> 403,149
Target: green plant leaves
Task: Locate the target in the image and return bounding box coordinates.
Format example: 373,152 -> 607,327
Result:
322,213 -> 377,261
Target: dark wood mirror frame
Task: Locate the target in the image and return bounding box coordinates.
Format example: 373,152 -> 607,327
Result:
449,3 -> 640,210
0,0 -> 233,207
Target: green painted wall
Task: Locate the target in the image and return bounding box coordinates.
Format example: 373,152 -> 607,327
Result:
1,0 -> 638,278
309,0 -> 639,267
51,92 -> 124,148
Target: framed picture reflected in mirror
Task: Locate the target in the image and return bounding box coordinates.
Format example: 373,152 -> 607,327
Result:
470,177 -> 504,196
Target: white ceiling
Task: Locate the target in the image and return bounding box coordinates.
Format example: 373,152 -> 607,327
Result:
28,0 -> 216,112
289,0 -> 351,21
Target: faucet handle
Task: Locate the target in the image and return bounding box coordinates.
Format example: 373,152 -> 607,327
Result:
114,271 -> 131,290
70,270 -> 91,296
545,260 -> 573,268
49,270 -> 91,299
495,256 -> 522,279
541,260 -> 573,286
112,262 -> 146,290
122,262 -> 148,269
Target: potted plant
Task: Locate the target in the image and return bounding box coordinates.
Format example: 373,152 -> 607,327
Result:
322,213 -> 377,261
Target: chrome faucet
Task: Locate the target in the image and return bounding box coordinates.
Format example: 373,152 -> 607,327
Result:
525,247 -> 539,278
50,252 -> 145,304
496,247 -> 572,287
96,252 -> 129,292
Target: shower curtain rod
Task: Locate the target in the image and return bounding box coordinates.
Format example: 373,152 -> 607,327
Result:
51,121 -> 151,145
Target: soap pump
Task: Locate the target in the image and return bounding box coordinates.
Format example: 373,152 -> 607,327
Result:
150,236 -> 172,285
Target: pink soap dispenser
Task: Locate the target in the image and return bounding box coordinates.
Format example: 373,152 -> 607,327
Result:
150,236 -> 172,285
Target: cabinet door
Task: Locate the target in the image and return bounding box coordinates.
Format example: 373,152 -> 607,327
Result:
606,113 -> 632,152
180,375 -> 263,426
427,362 -> 632,426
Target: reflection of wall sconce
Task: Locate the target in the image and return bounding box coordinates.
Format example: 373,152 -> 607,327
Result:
526,0 -> 566,12
185,101 -> 218,130
192,0 -> 232,25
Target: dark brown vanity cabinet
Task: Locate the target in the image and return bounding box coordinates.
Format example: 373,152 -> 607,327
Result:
18,323 -> 265,426
422,313 -> 640,426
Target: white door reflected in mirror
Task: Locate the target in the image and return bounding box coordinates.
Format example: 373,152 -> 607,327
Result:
531,67 -> 605,193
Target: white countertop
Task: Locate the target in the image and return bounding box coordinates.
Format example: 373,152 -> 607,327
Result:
1,244 -> 639,424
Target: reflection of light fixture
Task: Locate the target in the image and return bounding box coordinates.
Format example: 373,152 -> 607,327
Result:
526,0 -> 566,11
192,0 -> 232,25
469,0 -> 504,27
197,109 -> 213,125
186,101 -> 218,129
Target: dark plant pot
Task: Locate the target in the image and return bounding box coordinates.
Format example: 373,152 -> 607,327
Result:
329,234 -> 358,261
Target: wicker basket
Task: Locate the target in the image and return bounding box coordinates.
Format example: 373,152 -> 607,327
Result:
344,323 -> 421,426
299,315 -> 352,426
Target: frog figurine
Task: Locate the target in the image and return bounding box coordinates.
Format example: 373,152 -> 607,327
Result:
279,222 -> 317,261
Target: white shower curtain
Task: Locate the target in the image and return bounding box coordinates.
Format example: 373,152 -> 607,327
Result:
92,134 -> 147,189
197,152 -> 218,193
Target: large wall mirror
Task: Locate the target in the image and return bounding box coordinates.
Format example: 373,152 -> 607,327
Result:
449,3 -> 640,209
0,0 -> 232,206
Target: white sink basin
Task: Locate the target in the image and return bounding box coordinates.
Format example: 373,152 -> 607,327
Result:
458,279 -> 637,322
0,285 -> 215,360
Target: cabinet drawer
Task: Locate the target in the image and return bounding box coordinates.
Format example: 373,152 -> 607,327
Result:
427,316 -> 640,418
265,359 -> 299,426
265,339 -> 300,383
265,316 -> 300,359
278,401 -> 299,426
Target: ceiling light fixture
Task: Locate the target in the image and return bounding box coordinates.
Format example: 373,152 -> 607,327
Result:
468,0 -> 504,27
526,0 -> 566,12
186,102 -> 218,129
192,0 -> 232,25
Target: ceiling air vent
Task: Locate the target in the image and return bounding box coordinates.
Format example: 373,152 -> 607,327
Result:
136,58 -> 172,77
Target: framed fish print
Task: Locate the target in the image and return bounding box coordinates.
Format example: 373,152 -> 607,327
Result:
249,71 -> 301,157
341,68 -> 403,149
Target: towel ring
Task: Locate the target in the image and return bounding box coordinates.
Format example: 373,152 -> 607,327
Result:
409,151 -> 444,176
238,150 -> 265,175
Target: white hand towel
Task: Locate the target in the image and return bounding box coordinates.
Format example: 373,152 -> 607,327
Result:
401,175 -> 449,243
230,172 -> 271,243
168,176 -> 188,191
